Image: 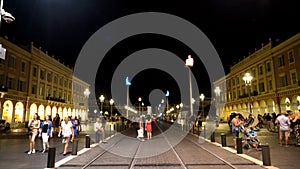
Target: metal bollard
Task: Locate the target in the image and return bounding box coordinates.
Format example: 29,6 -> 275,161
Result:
210,131 -> 215,142
114,124 -> 116,134
221,133 -> 227,147
203,125 -> 206,139
262,145 -> 271,166
47,147 -> 56,169
236,138 -> 243,154
72,139 -> 79,155
109,124 -> 112,136
85,135 -> 90,148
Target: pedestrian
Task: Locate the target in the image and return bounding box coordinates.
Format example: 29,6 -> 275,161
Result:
197,115 -> 203,135
290,110 -> 300,146
100,116 -> 107,142
70,116 -> 78,142
40,115 -> 53,153
145,115 -> 152,140
27,113 -> 41,154
58,116 -> 74,156
94,117 -> 106,143
231,113 -> 242,149
137,115 -> 145,141
275,111 -> 291,147
52,113 -> 60,135
265,113 -> 272,131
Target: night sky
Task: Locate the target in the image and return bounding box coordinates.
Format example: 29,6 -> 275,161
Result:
1,0 -> 300,105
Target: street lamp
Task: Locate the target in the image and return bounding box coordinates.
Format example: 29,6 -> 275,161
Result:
185,54 -> 194,116
243,73 -> 253,114
125,77 -> 131,119
138,97 -> 142,115
99,95 -> 105,114
214,87 -> 221,117
109,99 -> 114,117
165,90 -> 169,112
199,93 -> 205,117
84,88 -> 90,98
0,0 -> 15,24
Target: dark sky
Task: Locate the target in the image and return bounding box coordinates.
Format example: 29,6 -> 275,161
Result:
1,0 -> 300,105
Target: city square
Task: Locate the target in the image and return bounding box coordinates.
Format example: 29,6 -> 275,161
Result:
0,0 -> 300,169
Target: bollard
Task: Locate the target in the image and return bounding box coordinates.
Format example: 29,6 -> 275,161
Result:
198,126 -> 201,136
72,139 -> 79,155
85,135 -> 90,148
221,133 -> 227,147
109,124 -> 112,136
210,131 -> 215,142
236,138 -> 243,154
47,147 -> 56,169
203,125 -> 206,139
192,125 -> 194,134
114,124 -> 116,134
262,145 -> 271,166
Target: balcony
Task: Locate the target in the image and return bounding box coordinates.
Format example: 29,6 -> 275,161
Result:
46,95 -> 65,103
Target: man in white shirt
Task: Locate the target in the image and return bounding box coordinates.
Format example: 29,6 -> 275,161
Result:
94,117 -> 106,144
275,111 -> 291,147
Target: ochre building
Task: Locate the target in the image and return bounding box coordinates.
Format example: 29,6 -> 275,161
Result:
0,36 -> 90,127
214,32 -> 300,121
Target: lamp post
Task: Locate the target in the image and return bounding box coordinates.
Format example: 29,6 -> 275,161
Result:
185,55 -> 194,116
0,0 -> 15,24
126,77 -> 131,119
99,95 -> 105,114
214,87 -> 221,117
109,99 -> 114,117
138,97 -> 142,115
199,93 -> 205,118
83,88 -> 90,121
243,73 -> 253,114
166,90 -> 169,112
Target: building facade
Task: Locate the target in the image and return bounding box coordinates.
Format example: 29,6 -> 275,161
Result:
214,33 -> 300,121
0,36 -> 90,127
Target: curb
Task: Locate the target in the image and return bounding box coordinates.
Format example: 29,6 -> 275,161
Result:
190,133 -> 279,169
54,132 -> 118,168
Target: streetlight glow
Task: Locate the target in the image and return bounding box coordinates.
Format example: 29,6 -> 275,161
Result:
199,93 -> 205,117
109,99 -> 114,117
185,55 -> 194,116
99,95 -> 105,114
243,73 -> 253,114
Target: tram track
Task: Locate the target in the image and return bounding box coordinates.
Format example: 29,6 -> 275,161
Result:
60,121 -> 263,169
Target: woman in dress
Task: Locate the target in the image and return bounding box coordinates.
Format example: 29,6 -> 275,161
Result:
58,117 -> 74,155
40,115 -> 53,153
28,113 -> 40,154
145,115 -> 152,140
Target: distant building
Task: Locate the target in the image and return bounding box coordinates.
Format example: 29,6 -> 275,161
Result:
214,32 -> 300,121
0,36 -> 90,126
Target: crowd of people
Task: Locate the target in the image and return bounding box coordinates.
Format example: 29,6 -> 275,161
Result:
229,110 -> 300,149
27,113 -> 81,155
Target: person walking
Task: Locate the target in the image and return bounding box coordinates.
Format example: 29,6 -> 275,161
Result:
27,113 -> 41,154
70,116 -> 78,142
94,117 -> 106,144
197,115 -> 203,135
275,111 -> 291,147
137,115 -> 145,141
265,113 -> 272,131
58,116 -> 74,156
52,113 -> 60,135
40,115 -> 53,153
231,113 -> 242,149
290,110 -> 300,146
145,115 -> 152,140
